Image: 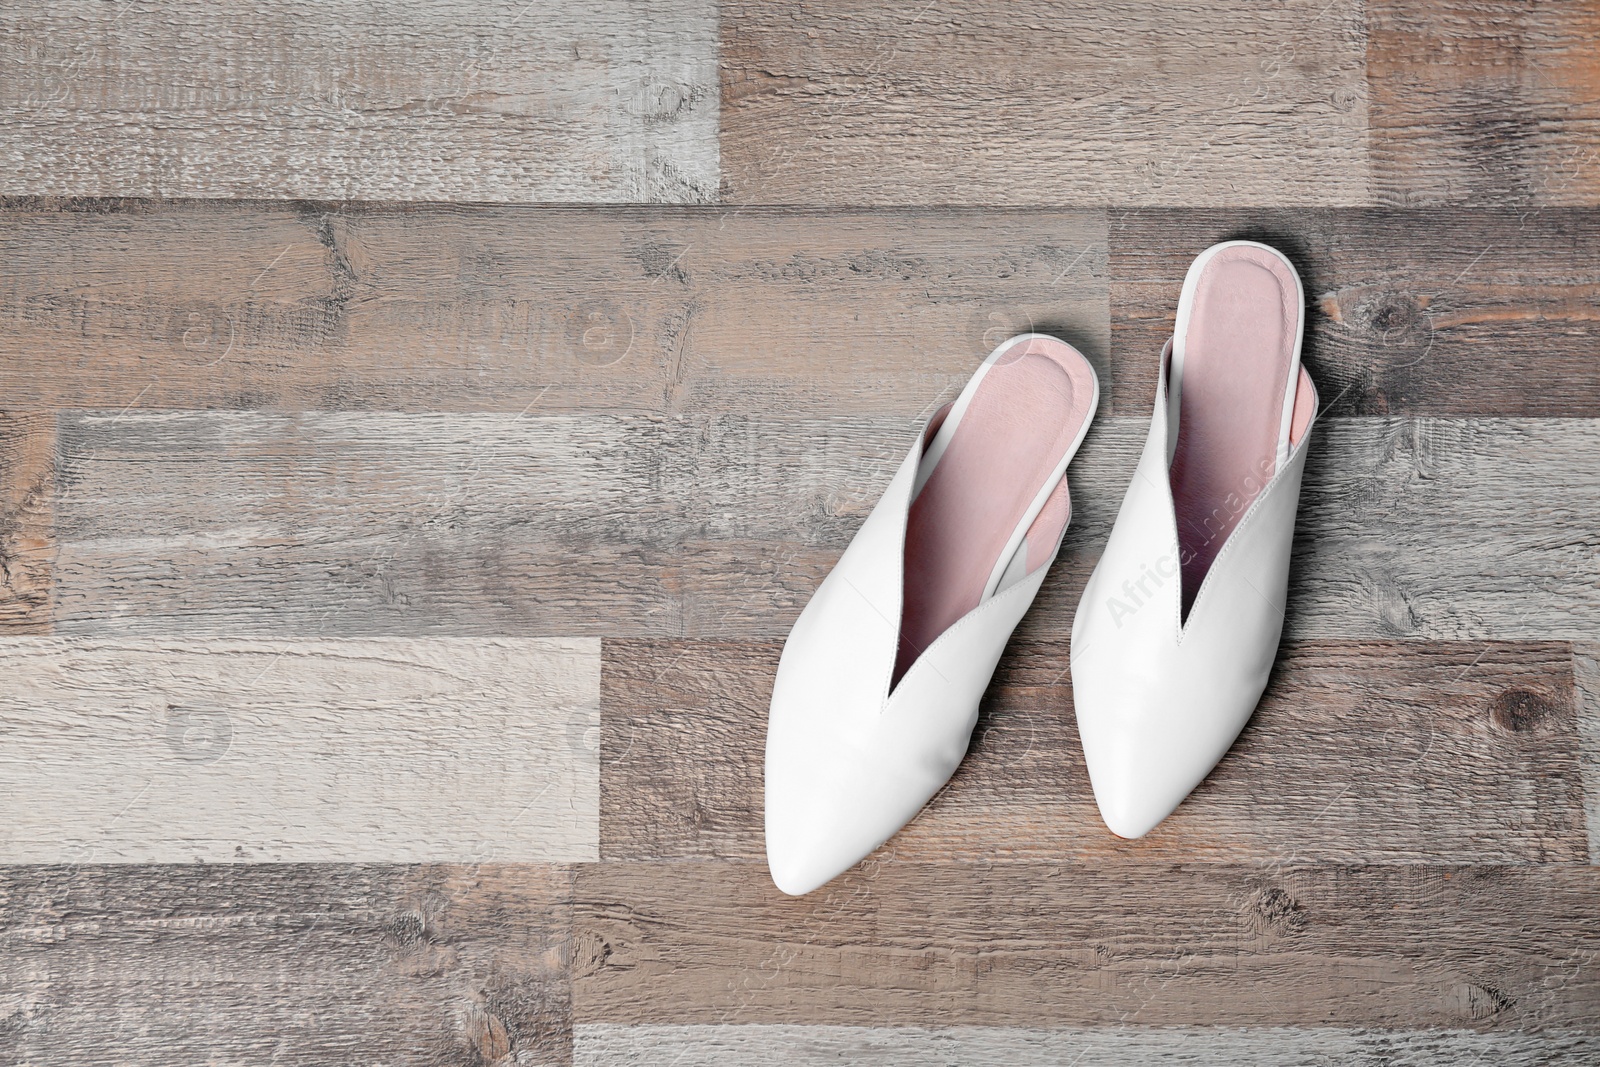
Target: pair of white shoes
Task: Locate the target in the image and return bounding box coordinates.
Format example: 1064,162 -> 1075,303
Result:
765,241 -> 1320,895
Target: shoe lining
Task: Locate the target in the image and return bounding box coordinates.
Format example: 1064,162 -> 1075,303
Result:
1170,245 -> 1308,620
894,336 -> 1095,685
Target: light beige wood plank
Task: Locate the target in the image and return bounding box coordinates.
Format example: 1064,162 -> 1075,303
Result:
0,202 -> 1108,416
1369,1 -> 1600,206
0,865 -> 572,1065
574,1024 -> 1600,1066
0,412 -> 53,631
601,639 -> 1587,864
721,0 -> 1369,206
1577,644 -> 1600,864
47,413 -> 1600,641
574,862 -> 1600,1029
0,637 -> 599,862
0,0 -> 717,202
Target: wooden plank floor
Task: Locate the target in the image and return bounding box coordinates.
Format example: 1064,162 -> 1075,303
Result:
2,3 -> 1598,1064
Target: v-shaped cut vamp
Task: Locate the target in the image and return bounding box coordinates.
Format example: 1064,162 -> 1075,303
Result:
765,334 -> 1099,895
1071,242 -> 1320,840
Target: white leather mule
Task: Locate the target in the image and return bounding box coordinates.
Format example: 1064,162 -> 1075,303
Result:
765,334 -> 1099,895
1071,241 -> 1319,839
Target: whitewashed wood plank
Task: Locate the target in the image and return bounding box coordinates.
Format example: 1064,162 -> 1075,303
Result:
47,413 -> 1600,641
574,1024 -> 1600,1066
0,0 -> 718,202
0,636 -> 599,862
1576,644 -> 1600,864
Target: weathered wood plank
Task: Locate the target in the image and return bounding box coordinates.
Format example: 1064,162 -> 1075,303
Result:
0,637 -> 599,862
573,1023 -> 1600,1066
0,200 -> 1108,416
46,412 -> 1600,642
1109,209 -> 1600,418
0,412 -> 53,630
10,199 -> 1596,422
720,0 -> 1369,206
1368,1 -> 1600,206
0,1 -> 718,202
1287,417 -> 1600,642
44,409 -> 1046,637
601,639 -> 1585,864
0,865 -> 572,1065
573,862 -> 1600,1029
1577,644 -> 1600,864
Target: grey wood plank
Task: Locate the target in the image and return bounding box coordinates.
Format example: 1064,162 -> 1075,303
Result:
574,1024 -> 1600,1066
1577,644 -> 1600,864
1369,1 -> 1600,206
1287,417 -> 1600,642
0,412 -> 52,630
45,412 -> 1600,642
573,862 -> 1600,1030
0,200 -> 1108,417
601,639 -> 1587,864
721,0 -> 1369,206
1109,208 -> 1600,417
0,637 -> 599,862
0,0 -> 717,202
0,865 -> 573,1066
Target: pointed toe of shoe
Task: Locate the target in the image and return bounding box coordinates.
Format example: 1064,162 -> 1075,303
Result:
1081,746 -> 1189,840
762,751 -> 867,897
763,729 -> 938,896
1074,681 -> 1252,840
764,815 -> 857,897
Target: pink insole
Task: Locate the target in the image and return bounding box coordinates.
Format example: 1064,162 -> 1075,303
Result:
894,337 -> 1096,685
1169,245 -> 1310,618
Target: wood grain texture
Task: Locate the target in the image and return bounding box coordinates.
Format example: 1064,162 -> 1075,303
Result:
602,639 -> 1585,864
0,200 -> 1108,416
720,0 -> 1369,206
6,1 -> 1600,1050
1577,644 -> 1600,864
44,409 -> 1048,637
45,412 -> 1600,642
1109,208 -> 1600,417
0,637 -> 599,862
0,412 -> 53,631
0,0 -> 718,203
1368,1 -> 1600,206
573,862 -> 1600,1029
1287,417 -> 1600,642
0,865 -> 573,1065
574,1024 -> 1600,1066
